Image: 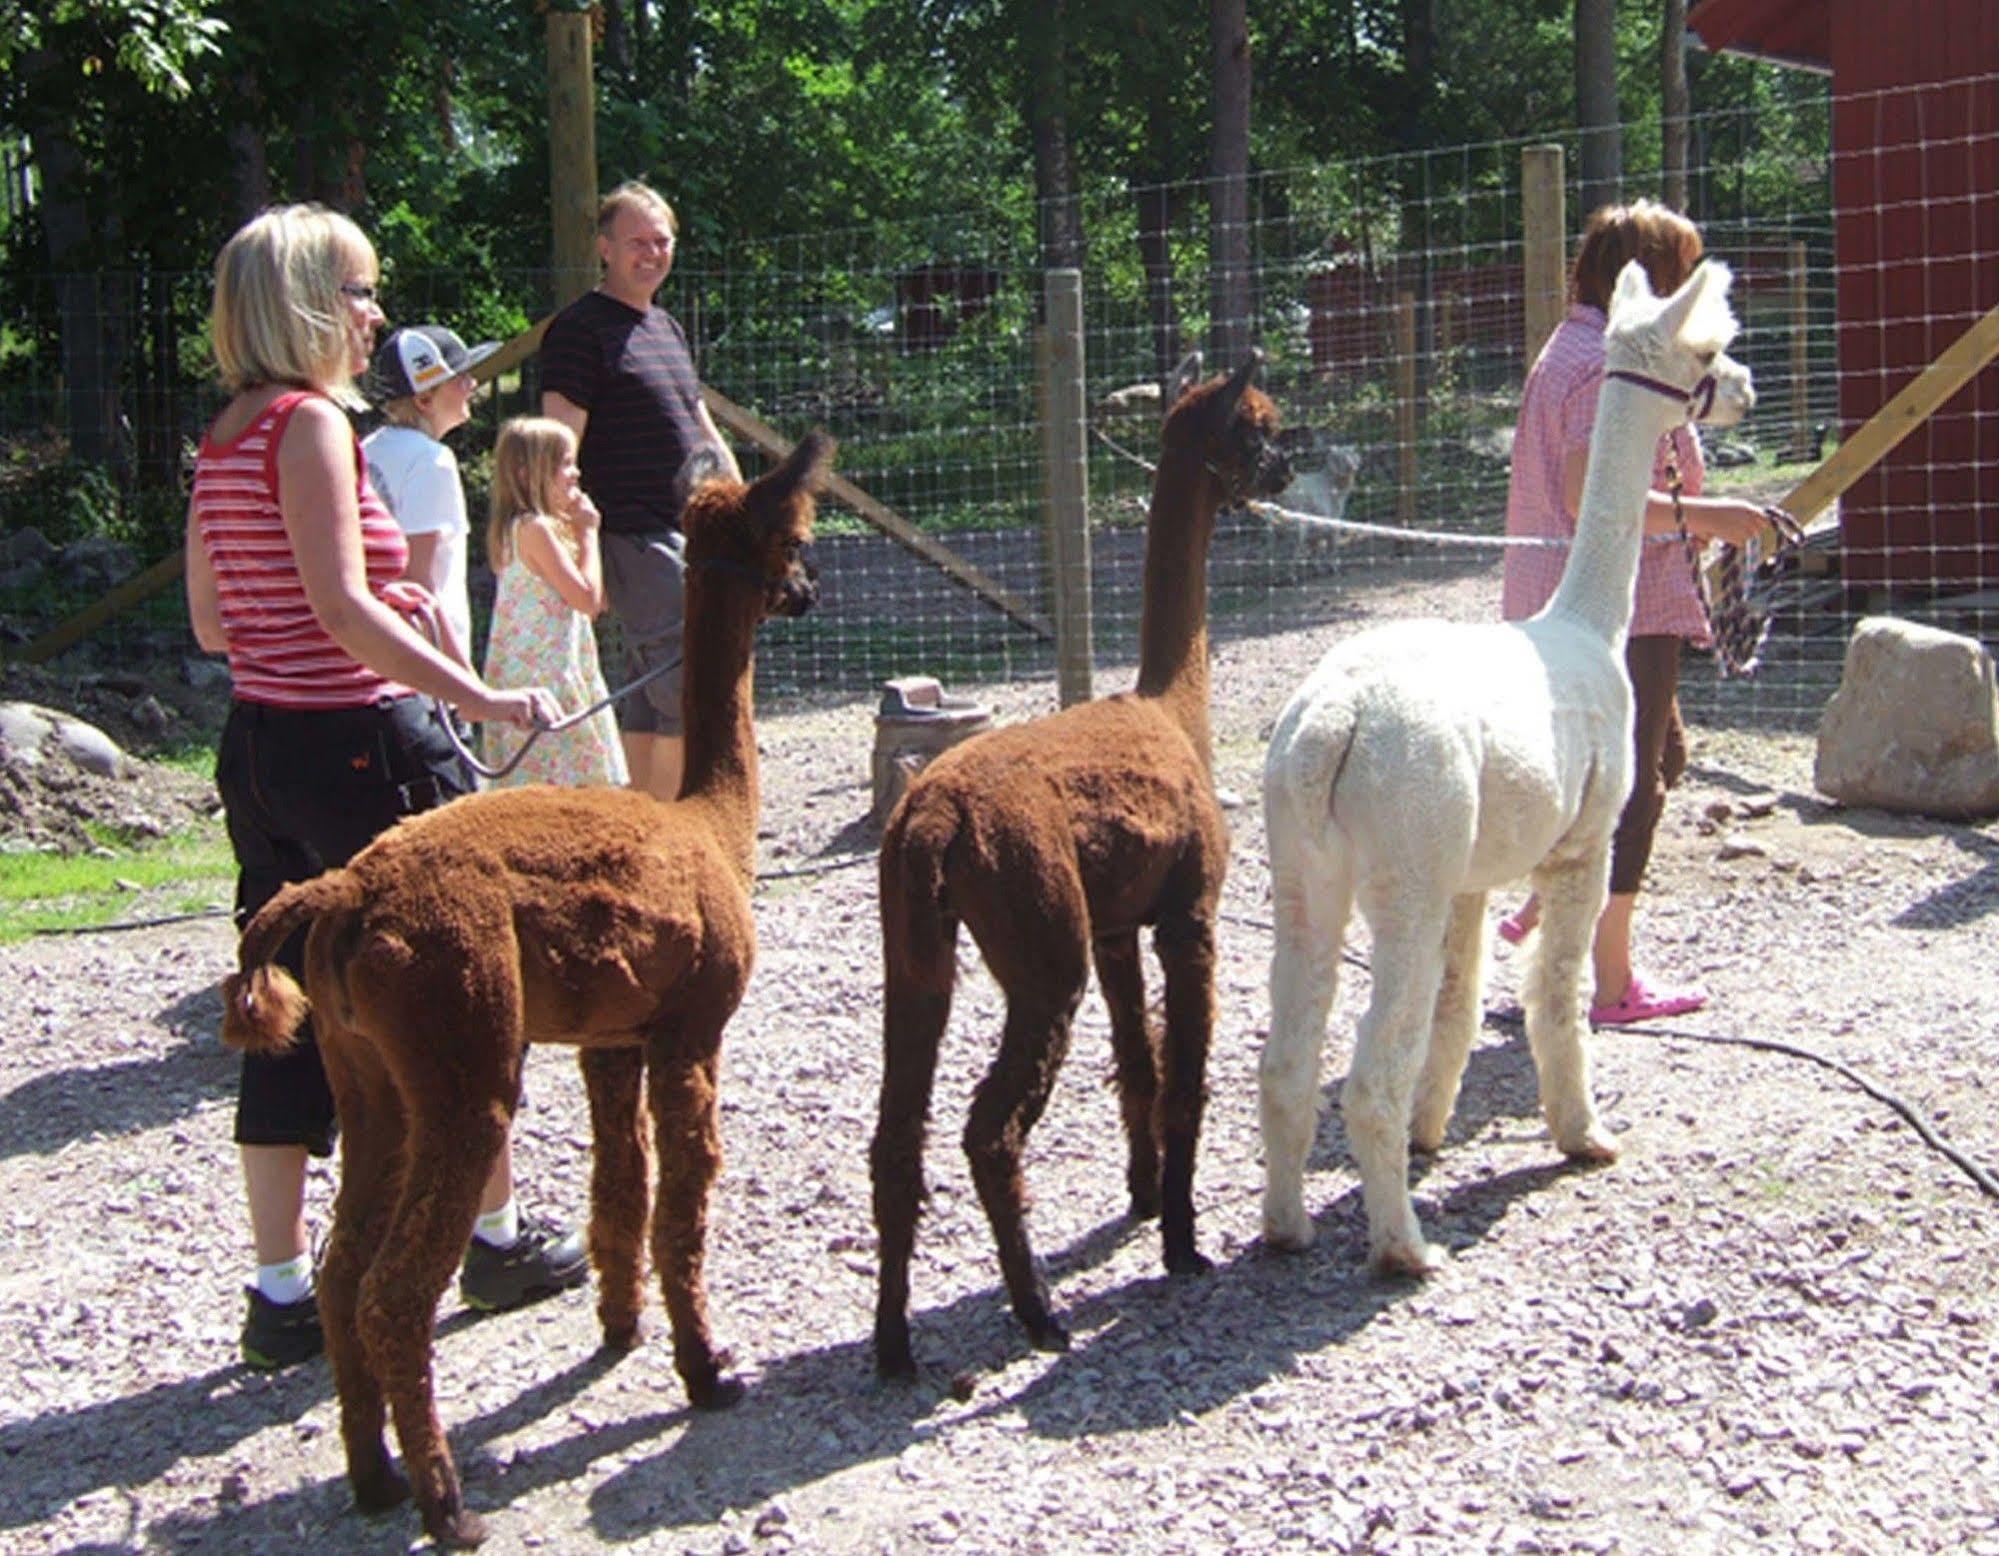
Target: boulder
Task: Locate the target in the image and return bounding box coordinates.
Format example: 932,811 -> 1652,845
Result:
1814,617 -> 1999,818
0,701 -> 134,779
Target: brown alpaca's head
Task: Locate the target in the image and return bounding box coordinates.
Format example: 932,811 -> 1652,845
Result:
1160,350 -> 1291,506
682,429 -> 834,620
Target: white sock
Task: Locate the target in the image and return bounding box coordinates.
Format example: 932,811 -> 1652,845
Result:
255,1253 -> 314,1305
473,1198 -> 520,1249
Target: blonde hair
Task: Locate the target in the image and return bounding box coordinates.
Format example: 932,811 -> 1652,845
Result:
211,204 -> 376,405
597,179 -> 677,238
487,416 -> 579,568
1571,200 -> 1704,312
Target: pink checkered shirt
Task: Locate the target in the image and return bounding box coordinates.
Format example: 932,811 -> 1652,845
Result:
1500,306 -> 1709,644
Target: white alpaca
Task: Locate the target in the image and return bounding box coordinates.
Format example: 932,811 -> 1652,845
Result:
1258,260 -> 1754,1275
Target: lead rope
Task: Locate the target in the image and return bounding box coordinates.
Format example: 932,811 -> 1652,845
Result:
1667,454 -> 1806,680
398,595 -> 682,782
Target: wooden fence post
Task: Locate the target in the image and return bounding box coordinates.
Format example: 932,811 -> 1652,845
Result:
1395,291 -> 1418,538
1041,268 -> 1094,707
546,7 -> 598,309
1522,145 -> 1567,369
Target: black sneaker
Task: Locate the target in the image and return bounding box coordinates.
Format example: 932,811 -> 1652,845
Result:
241,1286 -> 324,1371
460,1215 -> 590,1313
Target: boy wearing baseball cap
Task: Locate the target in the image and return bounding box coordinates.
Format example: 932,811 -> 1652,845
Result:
361,325 -> 499,666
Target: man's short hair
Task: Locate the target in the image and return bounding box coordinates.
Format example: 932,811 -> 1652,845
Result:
597,181 -> 677,238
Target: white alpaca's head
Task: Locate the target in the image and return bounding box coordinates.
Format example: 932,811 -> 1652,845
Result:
1604,258 -> 1755,428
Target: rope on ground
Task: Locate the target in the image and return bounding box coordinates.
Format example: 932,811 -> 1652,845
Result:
28,906 -> 231,937
1219,907 -> 1999,1205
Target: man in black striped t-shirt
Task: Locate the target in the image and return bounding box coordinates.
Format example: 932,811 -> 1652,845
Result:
542,180 -> 741,800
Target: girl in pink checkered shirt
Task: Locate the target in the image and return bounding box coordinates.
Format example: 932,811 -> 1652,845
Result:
1496,201 -> 1768,1026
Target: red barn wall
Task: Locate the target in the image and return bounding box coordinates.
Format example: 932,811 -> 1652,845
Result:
1831,0 -> 1999,591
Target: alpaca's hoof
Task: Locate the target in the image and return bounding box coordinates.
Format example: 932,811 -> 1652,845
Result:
351,1462 -> 410,1515
599,1320 -> 643,1355
1409,1122 -> 1447,1156
1559,1125 -> 1620,1164
423,1503 -> 488,1550
1261,1204 -> 1316,1252
1126,1183 -> 1162,1221
1021,1311 -> 1071,1354
1370,1239 -> 1447,1280
874,1345 -> 918,1384
692,1372 -> 746,1410
1164,1242 -> 1212,1277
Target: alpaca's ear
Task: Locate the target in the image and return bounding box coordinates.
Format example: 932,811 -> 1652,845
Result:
763,428 -> 836,501
1165,351 -> 1204,413
1611,259 -> 1653,316
1657,259 -> 1731,346
1211,348 -> 1264,425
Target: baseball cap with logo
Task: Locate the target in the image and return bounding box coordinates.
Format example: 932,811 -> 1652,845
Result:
365,325 -> 500,405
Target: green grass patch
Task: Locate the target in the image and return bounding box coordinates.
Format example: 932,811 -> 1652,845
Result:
0,819 -> 234,945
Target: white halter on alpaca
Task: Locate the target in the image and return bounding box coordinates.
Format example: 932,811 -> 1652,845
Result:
1256,259 -> 1753,1276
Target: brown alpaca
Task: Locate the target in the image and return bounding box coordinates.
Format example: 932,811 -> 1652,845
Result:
219,433 -> 832,1549
870,355 -> 1290,1377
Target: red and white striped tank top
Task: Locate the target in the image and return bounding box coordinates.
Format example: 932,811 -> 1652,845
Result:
192,390 -> 413,708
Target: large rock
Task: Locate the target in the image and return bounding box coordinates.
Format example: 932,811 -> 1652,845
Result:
1814,617 -> 1999,818
0,701 -> 133,779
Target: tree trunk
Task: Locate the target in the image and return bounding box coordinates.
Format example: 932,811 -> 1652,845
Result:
1661,0 -> 1690,211
1398,0 -> 1436,153
601,0 -> 633,84
25,59 -> 127,475
1135,174 -> 1183,383
1024,0 -> 1083,271
1575,0 -> 1621,217
1208,0 -> 1251,366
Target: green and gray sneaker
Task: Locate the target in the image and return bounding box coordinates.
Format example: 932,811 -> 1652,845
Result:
241,1287 -> 324,1371
460,1215 -> 590,1313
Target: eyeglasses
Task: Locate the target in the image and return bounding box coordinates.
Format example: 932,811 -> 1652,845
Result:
339,282 -> 380,302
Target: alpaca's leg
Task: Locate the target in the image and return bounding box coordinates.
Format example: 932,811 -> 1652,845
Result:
963,976 -> 1082,1351
647,1043 -> 743,1409
1259,851 -> 1353,1250
363,1096 -> 509,1550
1526,857 -> 1619,1163
1153,906 -> 1218,1275
1093,930 -> 1161,1219
319,1036 -> 409,1516
1411,891 -> 1489,1153
870,944 -> 953,1380
580,1047 -> 649,1351
1344,895 -> 1450,1276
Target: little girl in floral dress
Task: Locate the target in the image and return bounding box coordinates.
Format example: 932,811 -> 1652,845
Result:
481,416 -> 629,787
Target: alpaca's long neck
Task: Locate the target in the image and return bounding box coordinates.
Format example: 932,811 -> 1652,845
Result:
1133,447 -> 1219,772
1544,379 -> 1684,646
675,581 -> 760,880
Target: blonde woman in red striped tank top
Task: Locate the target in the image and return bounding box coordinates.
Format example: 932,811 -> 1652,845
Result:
186,206 -> 587,1372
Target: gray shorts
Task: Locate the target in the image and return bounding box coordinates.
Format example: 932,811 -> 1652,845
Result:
599,527 -> 686,737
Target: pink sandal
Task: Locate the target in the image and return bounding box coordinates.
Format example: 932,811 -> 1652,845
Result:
1497,908 -> 1536,945
1589,972 -> 1707,1027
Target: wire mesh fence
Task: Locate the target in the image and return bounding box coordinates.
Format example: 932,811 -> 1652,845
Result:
5,71 -> 1996,742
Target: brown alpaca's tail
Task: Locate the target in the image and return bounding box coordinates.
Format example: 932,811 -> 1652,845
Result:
219,871 -> 365,1055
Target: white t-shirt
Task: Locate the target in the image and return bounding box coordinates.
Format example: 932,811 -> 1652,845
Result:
361,424 -> 472,655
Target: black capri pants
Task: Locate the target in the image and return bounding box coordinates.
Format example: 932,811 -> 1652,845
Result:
1608,634 -> 1689,897
217,696 -> 471,1155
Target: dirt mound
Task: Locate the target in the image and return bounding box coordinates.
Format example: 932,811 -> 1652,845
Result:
0,660 -> 222,853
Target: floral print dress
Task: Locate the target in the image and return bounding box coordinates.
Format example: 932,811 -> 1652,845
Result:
481,524 -> 628,788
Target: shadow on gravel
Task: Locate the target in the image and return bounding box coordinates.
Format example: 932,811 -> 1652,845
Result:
0,1039 -> 235,1162
578,1144 -> 1573,1543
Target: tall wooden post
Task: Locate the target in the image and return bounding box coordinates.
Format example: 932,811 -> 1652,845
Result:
1395,292 -> 1418,537
1522,144 -> 1567,369
547,7 -> 599,309
1790,240 -> 1811,460
1041,268 -> 1094,706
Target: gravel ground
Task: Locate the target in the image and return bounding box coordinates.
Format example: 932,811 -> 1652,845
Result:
4,555 -> 1998,1555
